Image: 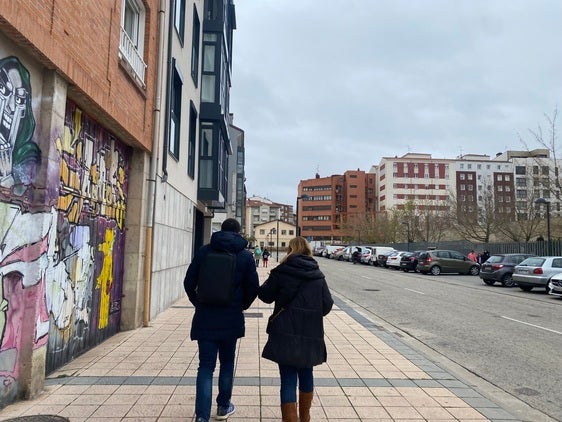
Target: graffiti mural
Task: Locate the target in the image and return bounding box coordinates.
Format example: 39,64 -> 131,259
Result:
0,53 -> 131,405
0,55 -> 50,405
47,100 -> 130,372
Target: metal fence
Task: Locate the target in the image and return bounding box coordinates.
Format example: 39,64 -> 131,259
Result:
388,239 -> 562,257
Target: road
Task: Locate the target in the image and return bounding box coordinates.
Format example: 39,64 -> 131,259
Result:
316,257 -> 562,422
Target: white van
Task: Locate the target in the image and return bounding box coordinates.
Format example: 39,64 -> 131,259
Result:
369,246 -> 396,266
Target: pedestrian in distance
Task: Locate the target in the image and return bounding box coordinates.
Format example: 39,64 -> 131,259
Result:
254,245 -> 262,267
258,236 -> 334,422
468,250 -> 477,262
184,218 -> 259,422
262,248 -> 270,267
351,246 -> 362,264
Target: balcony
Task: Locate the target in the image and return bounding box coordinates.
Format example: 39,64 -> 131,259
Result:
119,27 -> 147,86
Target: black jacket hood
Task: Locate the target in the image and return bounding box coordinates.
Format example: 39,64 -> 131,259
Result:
275,254 -> 324,281
210,230 -> 248,253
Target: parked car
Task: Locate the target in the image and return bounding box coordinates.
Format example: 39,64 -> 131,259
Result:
387,251 -> 408,269
399,250 -> 424,272
417,250 -> 480,275
479,253 -> 536,287
313,245 -> 326,257
547,273 -> 562,298
512,256 -> 562,292
360,246 -> 376,264
322,245 -> 345,259
342,246 -> 355,261
331,246 -> 348,260
369,246 -> 396,266
376,250 -> 396,268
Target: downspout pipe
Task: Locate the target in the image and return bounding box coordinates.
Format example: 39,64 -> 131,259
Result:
161,0 -> 175,183
144,0 -> 167,327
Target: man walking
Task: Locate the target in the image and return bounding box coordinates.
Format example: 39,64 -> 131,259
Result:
184,218 -> 259,422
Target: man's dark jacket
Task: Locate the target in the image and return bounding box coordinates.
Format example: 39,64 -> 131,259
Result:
258,254 -> 333,367
184,230 -> 259,340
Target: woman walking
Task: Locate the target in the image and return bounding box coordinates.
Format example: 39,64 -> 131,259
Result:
258,237 -> 333,421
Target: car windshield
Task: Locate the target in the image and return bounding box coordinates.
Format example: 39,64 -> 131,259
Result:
518,257 -> 545,267
487,255 -> 504,263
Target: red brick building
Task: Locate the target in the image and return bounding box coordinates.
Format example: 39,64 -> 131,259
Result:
297,171 -> 376,241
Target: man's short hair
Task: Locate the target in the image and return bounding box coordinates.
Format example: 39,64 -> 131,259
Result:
221,218 -> 241,233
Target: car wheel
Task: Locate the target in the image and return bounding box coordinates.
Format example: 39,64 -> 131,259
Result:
519,285 -> 533,292
501,273 -> 515,287
430,266 -> 441,276
403,269 -> 409,273
482,279 -> 495,286
469,265 -> 480,276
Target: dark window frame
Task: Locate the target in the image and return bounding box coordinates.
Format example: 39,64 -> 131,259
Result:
191,4 -> 200,85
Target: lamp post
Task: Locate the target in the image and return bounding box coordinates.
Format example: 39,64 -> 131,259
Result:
276,219 -> 280,261
295,194 -> 310,237
535,197 -> 551,255
402,221 -> 410,251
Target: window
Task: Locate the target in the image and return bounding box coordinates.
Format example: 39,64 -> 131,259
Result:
187,102 -> 197,177
191,5 -> 200,84
169,61 -> 182,158
515,166 -> 526,175
175,0 -> 186,43
119,0 -> 147,83
201,34 -> 217,102
199,124 -> 213,188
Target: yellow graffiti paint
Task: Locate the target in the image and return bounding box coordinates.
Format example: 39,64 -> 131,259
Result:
96,228 -> 114,330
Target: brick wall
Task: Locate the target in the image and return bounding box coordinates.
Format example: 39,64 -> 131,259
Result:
0,0 -> 157,151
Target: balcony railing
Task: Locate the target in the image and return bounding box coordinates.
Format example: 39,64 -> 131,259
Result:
119,27 -> 147,84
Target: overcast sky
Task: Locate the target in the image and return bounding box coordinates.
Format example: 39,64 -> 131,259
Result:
229,0 -> 562,207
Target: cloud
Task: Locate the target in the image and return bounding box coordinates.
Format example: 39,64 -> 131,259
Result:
231,0 -> 562,205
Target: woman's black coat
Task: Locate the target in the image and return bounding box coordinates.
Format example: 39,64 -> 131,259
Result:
258,254 -> 333,368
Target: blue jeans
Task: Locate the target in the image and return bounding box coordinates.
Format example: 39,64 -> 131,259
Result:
278,364 -> 314,404
195,338 -> 237,420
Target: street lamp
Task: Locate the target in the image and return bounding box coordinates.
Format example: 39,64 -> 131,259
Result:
535,197 -> 551,255
276,219 -> 280,261
295,194 -> 310,237
401,221 -> 410,251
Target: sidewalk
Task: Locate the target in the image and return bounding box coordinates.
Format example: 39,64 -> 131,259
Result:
0,261 -> 522,421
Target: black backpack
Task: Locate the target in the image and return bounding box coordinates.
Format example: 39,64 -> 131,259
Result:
196,248 -> 237,306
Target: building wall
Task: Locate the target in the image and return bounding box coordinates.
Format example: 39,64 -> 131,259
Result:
0,0 -> 157,151
149,1 -> 203,319
0,1 -> 156,407
378,154 -> 453,212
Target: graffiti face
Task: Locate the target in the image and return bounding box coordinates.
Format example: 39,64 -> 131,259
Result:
0,67 -> 27,165
0,56 -> 39,187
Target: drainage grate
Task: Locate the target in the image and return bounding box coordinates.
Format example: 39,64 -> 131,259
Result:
363,289 -> 380,292
244,312 -> 263,318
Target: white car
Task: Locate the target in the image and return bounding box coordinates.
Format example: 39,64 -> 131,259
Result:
548,272 -> 562,298
387,251 -> 408,269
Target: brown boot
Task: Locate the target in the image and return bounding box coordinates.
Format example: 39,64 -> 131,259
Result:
298,390 -> 313,422
281,402 -> 298,422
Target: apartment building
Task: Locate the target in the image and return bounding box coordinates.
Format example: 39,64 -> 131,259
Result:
297,170 -> 376,241
496,149 -> 561,218
377,153 -> 453,214
254,219 -> 296,251
245,196 -> 293,237
0,0 -> 240,407
454,154 -> 515,221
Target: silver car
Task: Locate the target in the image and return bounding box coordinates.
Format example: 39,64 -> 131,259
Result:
512,256 -> 562,292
